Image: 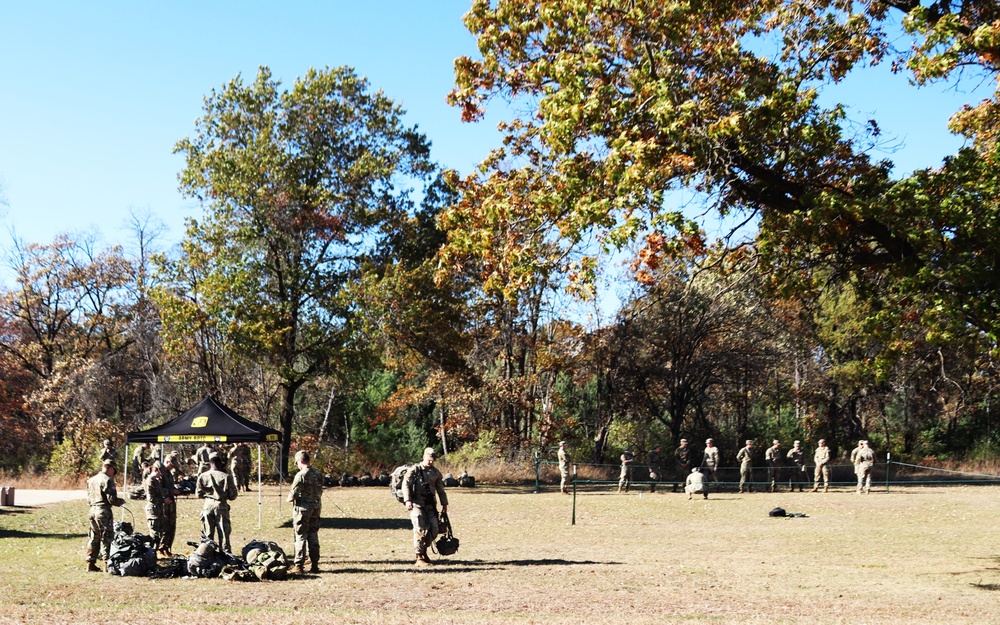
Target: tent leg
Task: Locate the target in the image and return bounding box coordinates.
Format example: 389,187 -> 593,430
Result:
257,444 -> 262,529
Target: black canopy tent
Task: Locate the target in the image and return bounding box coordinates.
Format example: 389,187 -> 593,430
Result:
125,396 -> 282,528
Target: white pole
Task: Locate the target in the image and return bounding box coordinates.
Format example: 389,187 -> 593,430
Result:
257,443 -> 262,529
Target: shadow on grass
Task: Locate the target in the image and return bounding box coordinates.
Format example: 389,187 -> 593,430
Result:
0,528 -> 86,540
325,557 -> 619,575
971,583 -> 1000,591
278,517 -> 411,531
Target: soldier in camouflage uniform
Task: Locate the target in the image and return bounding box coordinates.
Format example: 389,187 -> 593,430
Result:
618,446 -> 636,493
196,452 -> 238,552
647,446 -> 662,493
230,442 -> 252,491
736,440 -> 755,493
85,459 -> 124,572
144,461 -> 167,555
765,440 -> 784,492
557,441 -> 570,494
99,439 -> 115,465
403,447 -> 449,565
786,440 -> 807,492
194,443 -> 213,475
160,455 -> 181,556
288,449 -> 323,575
851,440 -> 876,494
701,438 -> 720,484
812,439 -> 831,492
130,442 -> 151,484
673,439 -> 692,492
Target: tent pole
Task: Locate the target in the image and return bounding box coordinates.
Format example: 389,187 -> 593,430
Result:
122,442 -> 129,522
257,443 -> 262,529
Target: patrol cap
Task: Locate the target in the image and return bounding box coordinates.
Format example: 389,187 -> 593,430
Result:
680,438 -> 687,444
102,459 -> 116,469
103,439 -> 111,447
208,452 -> 221,461
746,439 -> 753,445
559,441 -> 567,446
706,438 -> 714,443
423,447 -> 437,458
772,439 -> 780,445
793,440 -> 801,445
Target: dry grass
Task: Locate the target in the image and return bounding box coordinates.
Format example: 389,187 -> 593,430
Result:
0,470 -> 86,490
2,481 -> 1000,624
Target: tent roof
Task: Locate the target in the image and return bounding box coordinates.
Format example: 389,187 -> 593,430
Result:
126,396 -> 281,444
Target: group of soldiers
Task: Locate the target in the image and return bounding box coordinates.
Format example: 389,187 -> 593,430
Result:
86,442 -> 451,574
557,437 -> 880,497
86,440 -> 255,573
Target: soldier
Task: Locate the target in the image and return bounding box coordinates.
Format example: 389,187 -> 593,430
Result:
618,446 -> 636,493
230,442 -> 252,491
144,461 -> 167,556
647,446 -> 662,493
736,440 -> 755,493
812,439 -> 831,492
195,452 -> 238,552
851,440 -> 876,494
288,450 -> 323,575
685,467 -> 708,500
85,459 -> 124,572
194,443 -> 213,475
765,440 -> 784,492
673,438 -> 693,492
98,439 -> 115,464
557,441 -> 570,494
160,455 -> 181,556
701,438 -> 720,484
403,447 -> 449,565
786,440 -> 807,492
130,442 -> 151,484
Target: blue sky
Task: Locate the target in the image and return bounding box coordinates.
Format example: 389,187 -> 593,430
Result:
0,3 -> 990,267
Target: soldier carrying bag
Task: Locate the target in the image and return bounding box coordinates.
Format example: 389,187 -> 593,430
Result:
435,511 -> 459,556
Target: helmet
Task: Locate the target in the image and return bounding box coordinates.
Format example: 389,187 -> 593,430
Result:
435,535 -> 460,556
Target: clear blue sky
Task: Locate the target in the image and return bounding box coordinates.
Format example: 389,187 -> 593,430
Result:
0,3 -> 989,264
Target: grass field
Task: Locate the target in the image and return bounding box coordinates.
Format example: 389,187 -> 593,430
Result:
1,481 -> 999,624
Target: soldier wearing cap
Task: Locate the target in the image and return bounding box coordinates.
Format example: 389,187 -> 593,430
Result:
647,445 -> 662,493
736,440 -> 755,493
701,438 -> 720,484
765,439 -> 784,492
159,455 -> 181,556
786,440 -> 807,492
195,451 -> 238,552
403,447 -> 449,565
194,443 -> 213,475
557,441 -> 570,494
288,449 -> 323,575
85,459 -> 124,572
673,438 -> 692,492
131,442 -> 151,484
851,440 -> 876,494
99,439 -> 116,465
144,461 -> 168,555
685,467 -> 708,499
812,439 -> 831,492
618,446 -> 636,493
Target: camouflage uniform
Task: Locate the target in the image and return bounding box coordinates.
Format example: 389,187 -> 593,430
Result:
673,441 -> 693,492
130,443 -> 150,484
647,448 -> 662,493
765,442 -> 784,492
196,461 -> 238,552
685,468 -> 708,499
288,460 -> 323,571
701,440 -> 720,484
160,459 -> 180,554
85,464 -> 123,569
557,443 -> 570,494
736,443 -> 755,493
786,442 -> 807,492
403,455 -> 449,562
99,441 -> 115,465
194,444 -> 212,475
851,441 -> 876,494
618,449 -> 636,493
812,442 -> 831,492
230,443 -> 252,491
144,468 -> 166,552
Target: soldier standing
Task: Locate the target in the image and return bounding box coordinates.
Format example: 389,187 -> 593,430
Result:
557,441 -> 570,494
196,452 -> 238,552
85,459 -> 124,572
99,439 -> 116,465
812,439 -> 831,492
673,439 -> 692,492
403,447 -> 449,565
647,446 -> 662,493
852,440 -> 876,494
159,455 -> 181,556
130,442 -> 151,484
144,461 -> 167,555
736,440 -> 755,493
701,438 -> 720,484
288,450 -> 323,575
231,442 -> 252,491
786,440 -> 807,492
194,443 -> 213,475
618,446 -> 636,493
765,440 -> 784,492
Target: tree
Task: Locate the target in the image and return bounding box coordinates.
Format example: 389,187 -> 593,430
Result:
165,66 -> 435,471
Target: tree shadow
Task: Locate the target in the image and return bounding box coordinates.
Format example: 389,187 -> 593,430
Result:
0,528 -> 86,540
325,557 -> 618,574
278,517 -> 411,530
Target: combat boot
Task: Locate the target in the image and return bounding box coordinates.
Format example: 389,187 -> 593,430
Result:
823,486 -> 829,492
87,562 -> 102,573
309,561 -> 320,574
811,486 -> 818,492
291,564 -> 305,576
415,553 -> 432,566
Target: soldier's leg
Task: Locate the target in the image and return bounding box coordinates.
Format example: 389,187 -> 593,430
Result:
292,506 -> 308,567
98,508 -> 114,567
201,507 -> 215,543
307,507 -> 321,572
410,505 -> 431,562
220,508 -> 232,552
822,465 -> 830,491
